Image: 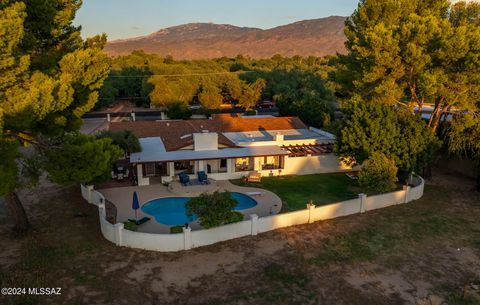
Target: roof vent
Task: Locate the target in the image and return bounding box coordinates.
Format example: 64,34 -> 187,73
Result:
166,122 -> 170,127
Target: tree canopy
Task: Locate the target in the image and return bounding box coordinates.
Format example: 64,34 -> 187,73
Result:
99,52 -> 337,127
97,130 -> 141,154
335,102 -> 440,177
447,111 -> 480,190
186,191 -> 244,229
43,134 -> 122,185
333,0 -> 480,131
0,0 -> 114,231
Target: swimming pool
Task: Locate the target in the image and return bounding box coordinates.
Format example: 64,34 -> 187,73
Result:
141,192 -> 258,226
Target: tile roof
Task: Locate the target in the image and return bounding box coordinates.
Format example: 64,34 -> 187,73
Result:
109,114 -> 309,152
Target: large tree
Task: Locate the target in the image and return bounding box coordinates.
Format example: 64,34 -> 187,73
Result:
335,102 -> 440,180
0,0 -> 112,232
333,0 -> 480,131
447,111 -> 480,191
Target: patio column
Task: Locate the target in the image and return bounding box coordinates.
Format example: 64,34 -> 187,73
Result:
167,162 -> 175,176
197,160 -> 205,172
136,163 -> 150,186
227,159 -> 235,173
254,157 -> 262,171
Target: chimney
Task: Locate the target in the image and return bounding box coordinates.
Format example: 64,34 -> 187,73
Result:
193,133 -> 218,151
275,133 -> 284,142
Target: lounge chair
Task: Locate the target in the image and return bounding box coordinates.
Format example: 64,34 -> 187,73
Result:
197,171 -> 210,184
128,217 -> 151,226
245,171 -> 262,183
178,172 -> 190,186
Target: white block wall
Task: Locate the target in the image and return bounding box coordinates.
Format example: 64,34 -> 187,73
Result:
81,175 -> 425,253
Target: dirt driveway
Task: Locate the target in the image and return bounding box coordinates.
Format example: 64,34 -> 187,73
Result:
0,168 -> 479,305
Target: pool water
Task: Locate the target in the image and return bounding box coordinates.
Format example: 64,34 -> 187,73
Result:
141,192 -> 258,226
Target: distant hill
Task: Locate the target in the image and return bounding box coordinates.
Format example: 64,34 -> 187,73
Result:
105,16 -> 347,59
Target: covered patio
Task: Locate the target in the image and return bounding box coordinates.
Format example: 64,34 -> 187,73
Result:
130,137 -> 289,186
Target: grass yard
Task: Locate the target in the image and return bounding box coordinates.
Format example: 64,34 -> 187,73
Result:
231,173 -> 361,212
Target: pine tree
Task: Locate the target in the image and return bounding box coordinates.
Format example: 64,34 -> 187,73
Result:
0,0 -> 113,232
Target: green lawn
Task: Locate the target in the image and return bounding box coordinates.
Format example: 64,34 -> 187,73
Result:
231,173 -> 361,212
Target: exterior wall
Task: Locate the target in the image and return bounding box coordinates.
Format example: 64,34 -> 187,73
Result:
136,164 -> 150,186
257,210 -> 309,233
191,220 -> 252,248
311,198 -> 361,221
157,153 -> 355,183
121,229 -> 185,252
282,155 -> 356,175
82,176 -> 425,253
363,190 -> 406,212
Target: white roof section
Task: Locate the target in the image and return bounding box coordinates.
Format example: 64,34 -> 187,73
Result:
223,128 -> 334,145
130,137 -> 288,163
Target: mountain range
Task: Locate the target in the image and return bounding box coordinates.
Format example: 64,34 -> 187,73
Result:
105,16 -> 347,59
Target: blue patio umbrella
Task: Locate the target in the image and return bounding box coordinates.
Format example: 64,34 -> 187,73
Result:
132,191 -> 140,220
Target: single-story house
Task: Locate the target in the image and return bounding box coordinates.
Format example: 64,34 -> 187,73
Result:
109,114 -> 355,186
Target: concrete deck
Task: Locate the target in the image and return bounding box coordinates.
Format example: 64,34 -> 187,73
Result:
99,180 -> 282,234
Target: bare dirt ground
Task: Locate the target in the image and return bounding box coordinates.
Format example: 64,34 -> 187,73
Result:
0,168 -> 479,305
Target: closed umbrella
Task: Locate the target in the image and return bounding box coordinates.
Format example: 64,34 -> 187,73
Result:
132,191 -> 139,221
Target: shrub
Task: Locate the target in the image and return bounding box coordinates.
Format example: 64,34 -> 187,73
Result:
225,211 -> 244,224
358,152 -> 398,193
243,110 -> 257,116
186,191 -> 241,229
166,102 -> 192,120
170,225 -> 184,234
123,221 -> 137,231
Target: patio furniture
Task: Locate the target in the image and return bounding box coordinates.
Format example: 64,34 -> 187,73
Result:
245,171 -> 262,183
178,172 -> 191,186
346,172 -> 358,180
197,171 -> 210,184
128,217 -> 151,226
246,191 -> 263,197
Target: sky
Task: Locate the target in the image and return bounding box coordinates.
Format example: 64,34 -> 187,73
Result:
74,0 -> 359,41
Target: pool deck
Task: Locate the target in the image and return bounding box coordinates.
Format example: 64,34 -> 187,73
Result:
98,180 -> 282,233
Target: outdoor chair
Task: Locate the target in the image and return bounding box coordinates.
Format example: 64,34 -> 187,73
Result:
197,171 -> 210,184
128,217 -> 151,226
178,172 -> 191,186
245,171 -> 262,183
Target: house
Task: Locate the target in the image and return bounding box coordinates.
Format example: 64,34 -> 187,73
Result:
109,114 -> 355,186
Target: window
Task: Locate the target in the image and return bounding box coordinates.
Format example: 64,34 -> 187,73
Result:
218,159 -> 228,173
144,163 -> 156,176
174,161 -> 194,174
235,157 -> 254,172
261,156 -> 284,170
